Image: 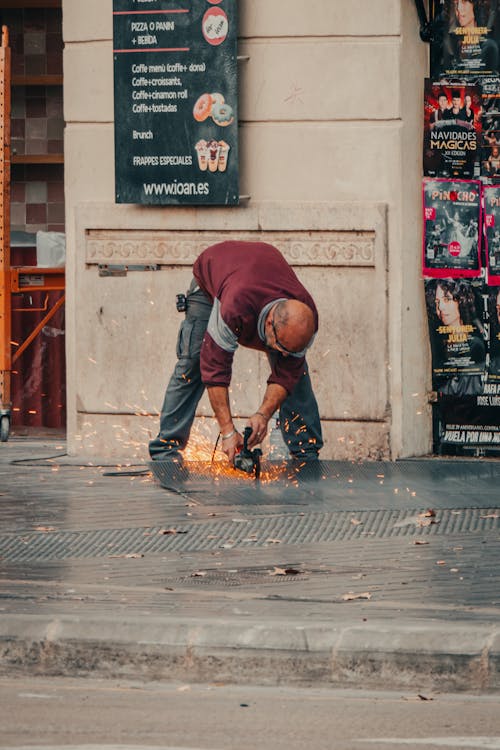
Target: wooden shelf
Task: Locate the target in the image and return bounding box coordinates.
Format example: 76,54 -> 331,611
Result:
12,75 -> 63,87
12,154 -> 63,165
0,0 -> 61,7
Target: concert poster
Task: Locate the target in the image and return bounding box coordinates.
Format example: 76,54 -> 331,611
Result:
432,281 -> 500,453
483,185 -> 500,282
422,178 -> 482,277
424,80 -> 482,178
425,277 -> 486,399
430,0 -> 500,80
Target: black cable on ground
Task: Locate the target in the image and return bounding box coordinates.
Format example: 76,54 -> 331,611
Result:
102,469 -> 150,477
9,454 -> 150,475
10,453 -> 69,464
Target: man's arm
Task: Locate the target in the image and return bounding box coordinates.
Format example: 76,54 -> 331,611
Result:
207,385 -> 242,462
207,382 -> 288,459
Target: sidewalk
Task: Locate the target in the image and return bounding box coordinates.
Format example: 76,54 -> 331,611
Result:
0,437 -> 499,692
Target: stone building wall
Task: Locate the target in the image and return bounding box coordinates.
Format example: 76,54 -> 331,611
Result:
62,0 -> 431,460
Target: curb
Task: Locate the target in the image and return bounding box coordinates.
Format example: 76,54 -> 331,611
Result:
1,614 -> 499,692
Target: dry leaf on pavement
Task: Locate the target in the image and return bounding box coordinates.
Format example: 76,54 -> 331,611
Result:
109,552 -> 144,559
158,528 -> 187,535
269,566 -> 301,576
417,509 -> 438,527
419,509 -> 436,518
342,592 -> 372,601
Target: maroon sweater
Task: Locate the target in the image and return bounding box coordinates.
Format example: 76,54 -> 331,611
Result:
193,241 -> 318,394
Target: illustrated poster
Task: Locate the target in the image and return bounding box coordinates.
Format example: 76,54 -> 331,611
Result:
424,80 -> 482,178
430,0 -> 500,80
423,178 -> 482,276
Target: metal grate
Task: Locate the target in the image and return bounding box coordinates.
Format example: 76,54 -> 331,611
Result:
0,507 -> 498,562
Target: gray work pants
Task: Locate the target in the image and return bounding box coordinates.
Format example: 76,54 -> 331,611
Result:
149,282 -> 323,461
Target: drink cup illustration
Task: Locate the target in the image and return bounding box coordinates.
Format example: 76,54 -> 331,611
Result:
207,139 -> 220,172
217,140 -> 230,172
195,139 -> 209,171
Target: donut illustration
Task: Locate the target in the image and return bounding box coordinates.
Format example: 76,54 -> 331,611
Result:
202,7 -> 228,46
193,93 -> 213,122
212,101 -> 234,127
210,92 -> 225,107
207,0 -> 224,3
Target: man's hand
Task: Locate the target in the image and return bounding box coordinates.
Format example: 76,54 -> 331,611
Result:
247,412 -> 269,449
221,429 -> 243,463
246,384 -> 287,450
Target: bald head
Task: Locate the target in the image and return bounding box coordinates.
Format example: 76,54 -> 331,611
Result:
271,300 -> 315,353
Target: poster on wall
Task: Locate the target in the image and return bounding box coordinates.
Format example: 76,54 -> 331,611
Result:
487,285 -> 500,378
113,0 -> 239,205
424,80 -> 482,178
422,178 -> 482,276
472,74 -> 500,180
481,142 -> 500,180
431,280 -> 500,453
425,277 -> 487,398
483,185 -> 500,281
435,396 -> 500,450
430,0 -> 500,80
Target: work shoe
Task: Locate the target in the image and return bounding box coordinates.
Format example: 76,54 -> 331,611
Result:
149,457 -> 189,487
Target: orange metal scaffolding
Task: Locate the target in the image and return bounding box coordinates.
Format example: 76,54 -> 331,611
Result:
0,26 -> 65,441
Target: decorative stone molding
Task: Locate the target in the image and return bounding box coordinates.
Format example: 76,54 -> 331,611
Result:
86,230 -> 375,267
77,201 -> 387,261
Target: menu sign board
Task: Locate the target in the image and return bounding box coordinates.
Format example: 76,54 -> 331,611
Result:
113,0 -> 239,205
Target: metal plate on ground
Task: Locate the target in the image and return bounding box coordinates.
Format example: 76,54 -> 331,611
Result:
0,506 -> 498,563
149,458 -> 500,510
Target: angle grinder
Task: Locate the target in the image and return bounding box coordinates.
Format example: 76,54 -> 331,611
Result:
233,426 -> 262,479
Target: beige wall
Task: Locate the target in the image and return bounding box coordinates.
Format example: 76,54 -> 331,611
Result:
62,0 -> 431,461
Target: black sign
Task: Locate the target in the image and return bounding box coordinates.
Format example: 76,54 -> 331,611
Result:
113,0 -> 239,205
435,403 -> 500,452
